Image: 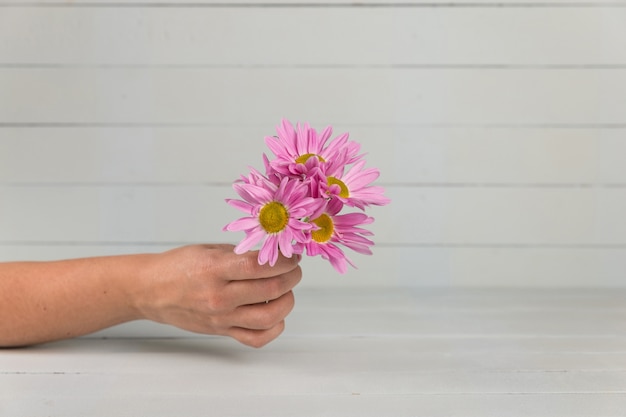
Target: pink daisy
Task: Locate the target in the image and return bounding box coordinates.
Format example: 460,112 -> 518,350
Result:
296,199 -> 375,274
238,165 -> 275,187
224,175 -> 326,266
321,159 -> 391,210
265,119 -> 362,177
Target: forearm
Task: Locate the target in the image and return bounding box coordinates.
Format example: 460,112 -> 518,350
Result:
0,245 -> 303,349
0,254 -> 153,347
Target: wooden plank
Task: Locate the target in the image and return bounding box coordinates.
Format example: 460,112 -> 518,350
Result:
1,8 -> 625,65
281,309 -> 626,337
1,127 -> 625,185
6,336 -> 626,372
0,0 -> 621,5
1,185 -> 625,245
286,289 -> 626,336
386,186 -> 626,245
3,289 -> 626,416
292,287 -> 626,312
3,287 -> 626,415
0,127 -> 270,185
1,68 -> 625,124
3,370 -> 626,396
2,389 -> 625,417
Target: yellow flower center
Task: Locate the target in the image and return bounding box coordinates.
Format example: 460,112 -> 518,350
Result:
259,201 -> 289,234
327,177 -> 350,198
311,214 -> 334,243
295,153 -> 326,164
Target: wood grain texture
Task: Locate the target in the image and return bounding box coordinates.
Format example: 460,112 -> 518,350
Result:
1,8 -> 625,66
1,0 -> 623,5
1,185 -> 624,244
2,4 -> 626,417
2,68 -> 625,124
2,288 -> 626,417
0,1 -> 624,288
1,127 -> 625,185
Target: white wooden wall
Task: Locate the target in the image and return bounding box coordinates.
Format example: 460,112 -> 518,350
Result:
1,1 -> 625,288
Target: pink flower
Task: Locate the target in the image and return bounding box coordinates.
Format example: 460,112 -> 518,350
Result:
223,175 -> 325,266
296,199 -> 375,274
321,159 -> 391,210
238,165 -> 274,187
265,119 -> 362,178
225,119 -> 389,273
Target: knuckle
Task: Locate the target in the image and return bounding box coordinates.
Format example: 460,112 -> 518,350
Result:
205,293 -> 229,313
236,255 -> 260,277
264,278 -> 286,300
283,291 -> 296,313
291,265 -> 303,282
281,267 -> 302,292
256,309 -> 279,330
264,268 -> 300,300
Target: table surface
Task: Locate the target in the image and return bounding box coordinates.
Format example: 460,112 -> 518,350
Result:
2,287 -> 626,417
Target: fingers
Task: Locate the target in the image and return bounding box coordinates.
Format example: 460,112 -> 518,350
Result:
159,244 -> 301,348
233,290 -> 296,330
226,291 -> 295,348
225,265 -> 302,307
227,321 -> 286,348
218,247 -> 302,281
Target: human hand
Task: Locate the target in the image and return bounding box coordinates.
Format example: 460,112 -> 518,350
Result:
134,244 -> 302,348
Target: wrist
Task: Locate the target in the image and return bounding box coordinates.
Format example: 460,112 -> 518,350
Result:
112,252 -> 161,322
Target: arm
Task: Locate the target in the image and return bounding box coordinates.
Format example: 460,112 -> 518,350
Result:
0,244 -> 302,348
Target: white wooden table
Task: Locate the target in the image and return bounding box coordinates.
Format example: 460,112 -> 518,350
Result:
2,288 -> 626,416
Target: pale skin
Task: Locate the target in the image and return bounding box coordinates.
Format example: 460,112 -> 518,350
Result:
0,244 -> 302,348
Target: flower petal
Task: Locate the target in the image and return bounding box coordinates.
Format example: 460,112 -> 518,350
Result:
223,216 -> 259,232
225,199 -> 254,214
234,228 -> 266,254
260,234 -> 280,266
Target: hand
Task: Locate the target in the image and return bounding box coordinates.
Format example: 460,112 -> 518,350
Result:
135,244 -> 302,348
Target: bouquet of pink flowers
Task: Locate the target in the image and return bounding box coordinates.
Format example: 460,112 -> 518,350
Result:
224,119 -> 390,273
